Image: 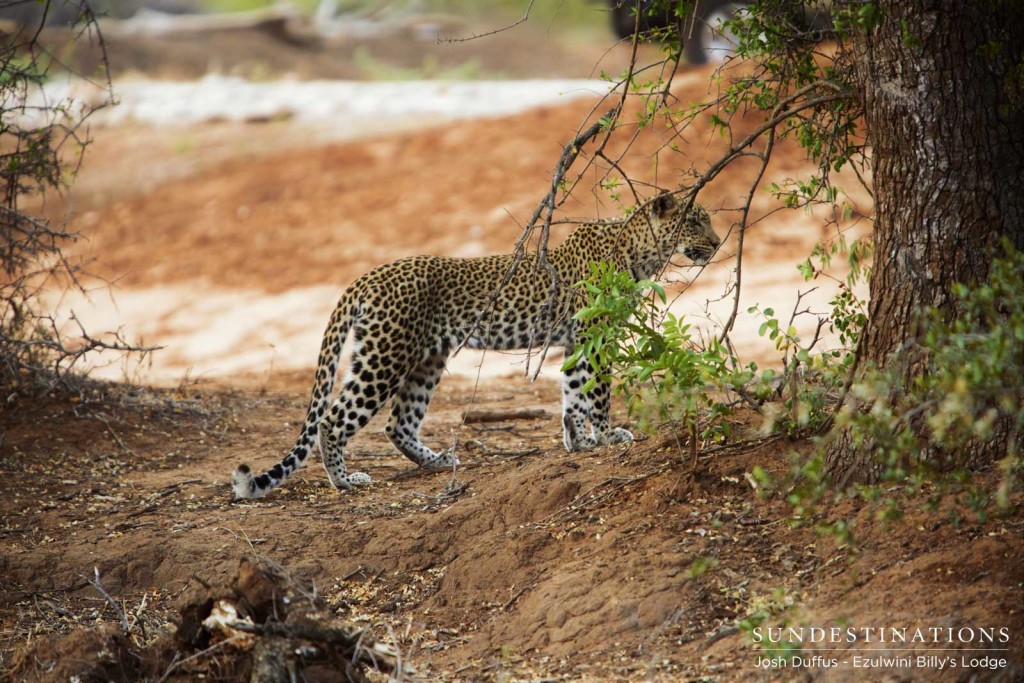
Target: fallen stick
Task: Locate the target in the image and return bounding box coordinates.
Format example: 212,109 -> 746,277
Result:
462,407 -> 549,423
86,567 -> 130,633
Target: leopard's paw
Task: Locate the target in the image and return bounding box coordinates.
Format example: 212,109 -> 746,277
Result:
328,470 -> 372,490
421,450 -> 459,468
599,428 -> 634,446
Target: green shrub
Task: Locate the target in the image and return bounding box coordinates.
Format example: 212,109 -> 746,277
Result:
564,261 -> 752,445
568,237 -> 1020,533
838,243 -> 1024,512
779,243 -> 1023,536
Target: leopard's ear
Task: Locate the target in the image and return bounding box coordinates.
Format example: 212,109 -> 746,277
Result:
650,192 -> 679,219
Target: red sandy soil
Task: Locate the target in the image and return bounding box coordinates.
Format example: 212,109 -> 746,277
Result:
3,372 -> 1022,681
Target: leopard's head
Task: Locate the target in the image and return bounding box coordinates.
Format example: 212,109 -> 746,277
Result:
624,192 -> 721,279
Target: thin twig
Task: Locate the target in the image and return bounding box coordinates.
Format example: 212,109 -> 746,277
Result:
95,413 -> 137,457
438,0 -> 536,44
719,126 -> 776,342
86,567 -> 129,633
500,582 -> 537,612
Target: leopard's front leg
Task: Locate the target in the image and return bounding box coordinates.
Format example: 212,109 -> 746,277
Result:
560,353 -> 633,452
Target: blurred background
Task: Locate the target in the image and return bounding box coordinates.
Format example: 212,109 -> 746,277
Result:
9,0 -> 679,80
6,0 -> 866,384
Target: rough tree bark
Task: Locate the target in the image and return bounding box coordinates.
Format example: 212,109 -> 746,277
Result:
825,0 -> 1024,485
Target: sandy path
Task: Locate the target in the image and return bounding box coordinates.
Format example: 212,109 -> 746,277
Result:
54,67 -> 869,385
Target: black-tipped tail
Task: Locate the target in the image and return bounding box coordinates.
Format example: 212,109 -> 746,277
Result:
231,463 -> 258,499
231,293 -> 354,500
232,459 -> 298,499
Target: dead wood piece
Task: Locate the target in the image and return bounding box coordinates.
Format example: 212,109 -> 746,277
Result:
249,637 -> 291,683
462,407 -> 549,423
231,557 -> 286,623
172,556 -> 402,680
227,619 -> 397,674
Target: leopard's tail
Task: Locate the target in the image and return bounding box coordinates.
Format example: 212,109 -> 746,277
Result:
231,294 -> 356,499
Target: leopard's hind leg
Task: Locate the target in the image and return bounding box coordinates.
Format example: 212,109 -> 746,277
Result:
386,346 -> 459,468
318,323 -> 418,489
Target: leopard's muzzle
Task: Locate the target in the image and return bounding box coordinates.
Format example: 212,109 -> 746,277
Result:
683,245 -> 716,265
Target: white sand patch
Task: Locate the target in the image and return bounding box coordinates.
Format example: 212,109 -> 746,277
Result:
55,250 -> 864,387
54,283 -> 567,385
24,76 -> 612,132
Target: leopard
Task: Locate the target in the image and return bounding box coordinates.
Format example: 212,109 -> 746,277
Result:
232,191 -> 720,499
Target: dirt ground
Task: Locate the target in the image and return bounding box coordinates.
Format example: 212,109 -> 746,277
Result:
3,374 -> 1023,681
3,15 -> 1024,683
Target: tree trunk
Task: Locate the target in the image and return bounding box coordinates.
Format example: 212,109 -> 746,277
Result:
825,0 -> 1024,485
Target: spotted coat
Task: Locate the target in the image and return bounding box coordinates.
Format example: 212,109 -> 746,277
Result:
232,192 -> 720,499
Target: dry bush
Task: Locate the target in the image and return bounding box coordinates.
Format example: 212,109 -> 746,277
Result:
0,0 -> 153,399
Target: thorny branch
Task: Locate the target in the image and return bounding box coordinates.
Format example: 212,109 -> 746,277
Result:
521,107 -> 620,378
438,0 -> 536,44
451,107 -> 617,380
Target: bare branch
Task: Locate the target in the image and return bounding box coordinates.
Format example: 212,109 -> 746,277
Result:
462,407 -> 549,423
438,0 -> 536,44
719,127 -> 776,342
